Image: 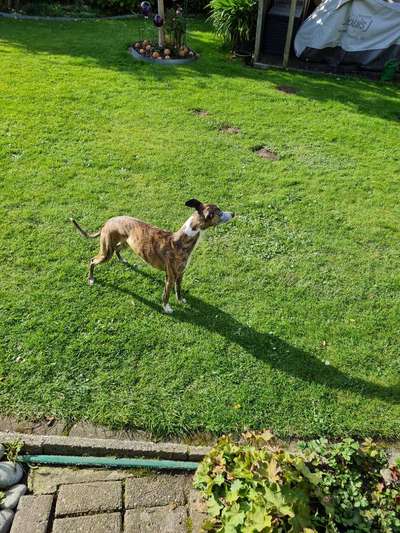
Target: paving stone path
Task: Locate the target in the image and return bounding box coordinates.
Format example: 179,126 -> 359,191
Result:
10,466 -> 207,532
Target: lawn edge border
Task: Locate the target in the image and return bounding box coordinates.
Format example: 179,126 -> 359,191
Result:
0,431 -> 211,461
1,430 -> 399,465
0,11 -> 138,21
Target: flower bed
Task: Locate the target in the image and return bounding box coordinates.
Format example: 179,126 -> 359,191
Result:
194,432 -> 400,532
129,40 -> 198,64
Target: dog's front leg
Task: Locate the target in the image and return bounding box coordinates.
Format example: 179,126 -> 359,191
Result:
162,272 -> 175,314
175,274 -> 186,304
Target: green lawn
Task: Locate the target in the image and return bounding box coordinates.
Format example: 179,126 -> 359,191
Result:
0,17 -> 399,439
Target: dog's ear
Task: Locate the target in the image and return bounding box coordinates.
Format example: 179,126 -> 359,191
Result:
185,198 -> 203,212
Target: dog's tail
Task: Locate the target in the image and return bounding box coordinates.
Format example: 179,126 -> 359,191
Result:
70,218 -> 101,239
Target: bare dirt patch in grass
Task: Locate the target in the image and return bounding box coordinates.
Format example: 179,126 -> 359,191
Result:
191,108 -> 209,117
276,85 -> 298,94
253,146 -> 279,160
219,125 -> 241,134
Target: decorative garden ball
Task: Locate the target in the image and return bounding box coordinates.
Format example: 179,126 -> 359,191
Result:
164,48 -> 171,56
153,14 -> 164,27
140,1 -> 151,16
152,51 -> 160,59
145,44 -> 152,51
139,48 -> 145,54
134,42 -> 141,49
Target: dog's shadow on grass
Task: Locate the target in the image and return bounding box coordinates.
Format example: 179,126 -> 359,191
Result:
100,267 -> 399,405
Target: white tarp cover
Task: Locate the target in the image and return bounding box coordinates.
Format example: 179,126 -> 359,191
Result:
294,0 -> 400,68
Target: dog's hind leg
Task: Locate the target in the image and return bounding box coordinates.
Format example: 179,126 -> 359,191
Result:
88,236 -> 113,286
115,244 -> 129,265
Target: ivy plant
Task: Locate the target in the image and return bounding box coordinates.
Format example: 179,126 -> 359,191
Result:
194,432 -> 400,532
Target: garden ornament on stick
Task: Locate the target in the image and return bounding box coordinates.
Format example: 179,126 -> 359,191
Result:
157,0 -> 165,46
153,14 -> 164,28
140,1 -> 152,16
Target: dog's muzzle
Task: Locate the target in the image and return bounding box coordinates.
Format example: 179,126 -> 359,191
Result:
219,211 -> 235,224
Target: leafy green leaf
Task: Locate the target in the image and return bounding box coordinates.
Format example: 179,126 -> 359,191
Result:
207,495 -> 223,517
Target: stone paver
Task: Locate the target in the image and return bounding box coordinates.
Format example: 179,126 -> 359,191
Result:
37,434 -> 188,460
189,488 -> 208,533
68,421 -> 151,442
187,445 -> 212,461
10,495 -> 53,533
388,446 -> 400,464
125,506 -> 187,533
15,467 -> 206,533
29,466 -> 136,494
56,481 -> 122,516
125,475 -> 187,509
52,512 -> 122,533
0,416 -> 66,436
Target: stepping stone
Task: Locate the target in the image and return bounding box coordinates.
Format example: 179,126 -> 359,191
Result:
125,506 -> 187,533
0,509 -> 14,533
10,495 -> 53,533
0,464 -> 23,489
189,489 -> 208,533
56,481 -> 122,516
29,466 -> 135,495
53,513 -> 121,533
125,475 -> 186,509
1,484 -> 26,509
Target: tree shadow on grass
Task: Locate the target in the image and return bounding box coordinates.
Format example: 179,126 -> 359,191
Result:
98,267 -> 399,405
1,19 -> 399,122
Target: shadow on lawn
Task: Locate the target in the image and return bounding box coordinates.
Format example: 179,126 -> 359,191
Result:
1,19 -> 399,122
99,267 -> 399,405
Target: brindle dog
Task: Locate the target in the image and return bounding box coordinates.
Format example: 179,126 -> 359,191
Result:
70,199 -> 234,313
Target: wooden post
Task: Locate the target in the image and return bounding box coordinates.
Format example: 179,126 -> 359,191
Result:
254,0 -> 268,64
158,0 -> 165,47
282,0 -> 297,67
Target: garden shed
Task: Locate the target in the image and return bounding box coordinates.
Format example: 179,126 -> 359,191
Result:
253,0 -> 400,73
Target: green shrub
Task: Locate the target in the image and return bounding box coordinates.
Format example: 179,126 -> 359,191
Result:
207,0 -> 257,47
188,0 -> 209,14
90,0 -> 138,14
194,432 -> 400,532
164,7 -> 187,48
0,0 -> 209,14
7,2 -> 100,16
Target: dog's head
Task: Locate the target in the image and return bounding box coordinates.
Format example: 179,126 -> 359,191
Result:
185,198 -> 235,230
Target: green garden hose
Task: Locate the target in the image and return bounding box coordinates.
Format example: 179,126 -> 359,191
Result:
18,454 -> 199,471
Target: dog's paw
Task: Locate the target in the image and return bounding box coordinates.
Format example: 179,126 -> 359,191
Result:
88,278 -> 94,286
163,303 -> 173,314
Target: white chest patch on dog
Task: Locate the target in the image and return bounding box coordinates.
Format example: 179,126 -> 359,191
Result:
183,216 -> 200,238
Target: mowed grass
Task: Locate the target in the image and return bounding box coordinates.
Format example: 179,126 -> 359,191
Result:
0,18 -> 399,439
